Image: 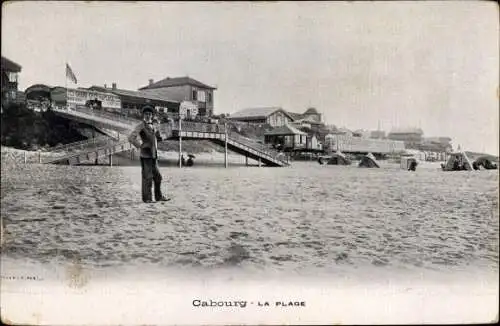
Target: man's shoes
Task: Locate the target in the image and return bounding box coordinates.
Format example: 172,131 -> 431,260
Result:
156,196 -> 171,202
143,199 -> 153,203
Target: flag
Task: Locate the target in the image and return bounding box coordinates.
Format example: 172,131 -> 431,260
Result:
65,63 -> 77,84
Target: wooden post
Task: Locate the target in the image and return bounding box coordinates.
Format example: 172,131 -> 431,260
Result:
24,151 -> 27,164
179,118 -> 182,168
38,151 -> 42,164
224,122 -> 228,168
245,155 -> 248,167
109,154 -> 113,166
258,157 -> 261,167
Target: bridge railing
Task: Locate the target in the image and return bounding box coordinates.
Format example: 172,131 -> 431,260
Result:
44,138 -> 131,164
166,120 -> 288,164
226,131 -> 289,164
167,120 -> 288,164
47,135 -> 112,153
168,120 -> 227,133
52,107 -> 289,165
43,138 -> 124,163
52,106 -> 140,128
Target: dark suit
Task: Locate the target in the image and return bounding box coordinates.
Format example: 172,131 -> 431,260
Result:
129,121 -> 164,202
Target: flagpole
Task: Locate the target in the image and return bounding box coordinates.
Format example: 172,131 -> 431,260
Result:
65,63 -> 68,110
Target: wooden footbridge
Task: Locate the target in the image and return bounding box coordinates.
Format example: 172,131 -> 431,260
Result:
48,107 -> 289,167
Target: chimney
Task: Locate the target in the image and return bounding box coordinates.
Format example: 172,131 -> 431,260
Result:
149,79 -> 154,85
112,83 -> 117,90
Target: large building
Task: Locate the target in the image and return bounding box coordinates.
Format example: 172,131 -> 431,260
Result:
51,86 -> 122,112
324,134 -> 405,154
419,136 -> 453,152
229,107 -> 295,127
387,127 -> 424,149
1,56 -> 22,106
88,84 -> 180,117
139,76 -> 216,117
229,106 -> 325,128
24,83 -> 181,120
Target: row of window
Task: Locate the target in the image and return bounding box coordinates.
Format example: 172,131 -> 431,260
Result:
3,90 -> 17,100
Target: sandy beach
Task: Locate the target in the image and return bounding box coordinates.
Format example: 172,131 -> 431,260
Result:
1,157 -> 498,324
1,161 -> 498,271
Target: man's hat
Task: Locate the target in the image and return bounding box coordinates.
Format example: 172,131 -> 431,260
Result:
142,105 -> 154,114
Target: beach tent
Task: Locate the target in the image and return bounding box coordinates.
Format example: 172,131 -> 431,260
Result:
358,153 -> 380,168
441,151 -> 474,171
472,156 -> 498,170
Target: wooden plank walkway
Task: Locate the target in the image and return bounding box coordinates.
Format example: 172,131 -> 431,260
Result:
44,139 -> 132,165
49,107 -> 289,167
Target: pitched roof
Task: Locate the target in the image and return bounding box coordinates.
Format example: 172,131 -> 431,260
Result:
287,111 -> 303,120
89,86 -> 179,104
264,123 -> 307,136
424,136 -> 452,143
229,107 -> 287,120
1,57 -> 22,72
304,107 -> 319,115
336,127 -> 353,134
112,89 -> 179,103
139,76 -> 216,90
25,84 -> 53,93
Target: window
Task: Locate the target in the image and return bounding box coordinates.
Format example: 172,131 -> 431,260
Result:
207,92 -> 212,103
197,90 -> 206,102
8,72 -> 18,83
192,89 -> 197,101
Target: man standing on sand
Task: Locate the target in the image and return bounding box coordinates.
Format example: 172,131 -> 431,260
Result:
128,105 -> 169,203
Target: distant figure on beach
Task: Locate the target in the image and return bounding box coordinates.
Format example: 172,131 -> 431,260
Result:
186,154 -> 195,167
408,159 -> 418,171
128,106 -> 169,203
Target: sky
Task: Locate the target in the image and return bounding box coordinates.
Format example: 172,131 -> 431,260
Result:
2,1 -> 499,154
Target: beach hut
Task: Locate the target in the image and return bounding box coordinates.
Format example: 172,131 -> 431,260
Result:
318,151 -> 351,165
264,123 -> 308,150
358,153 -> 380,168
401,156 -> 418,171
441,151 -> 474,171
